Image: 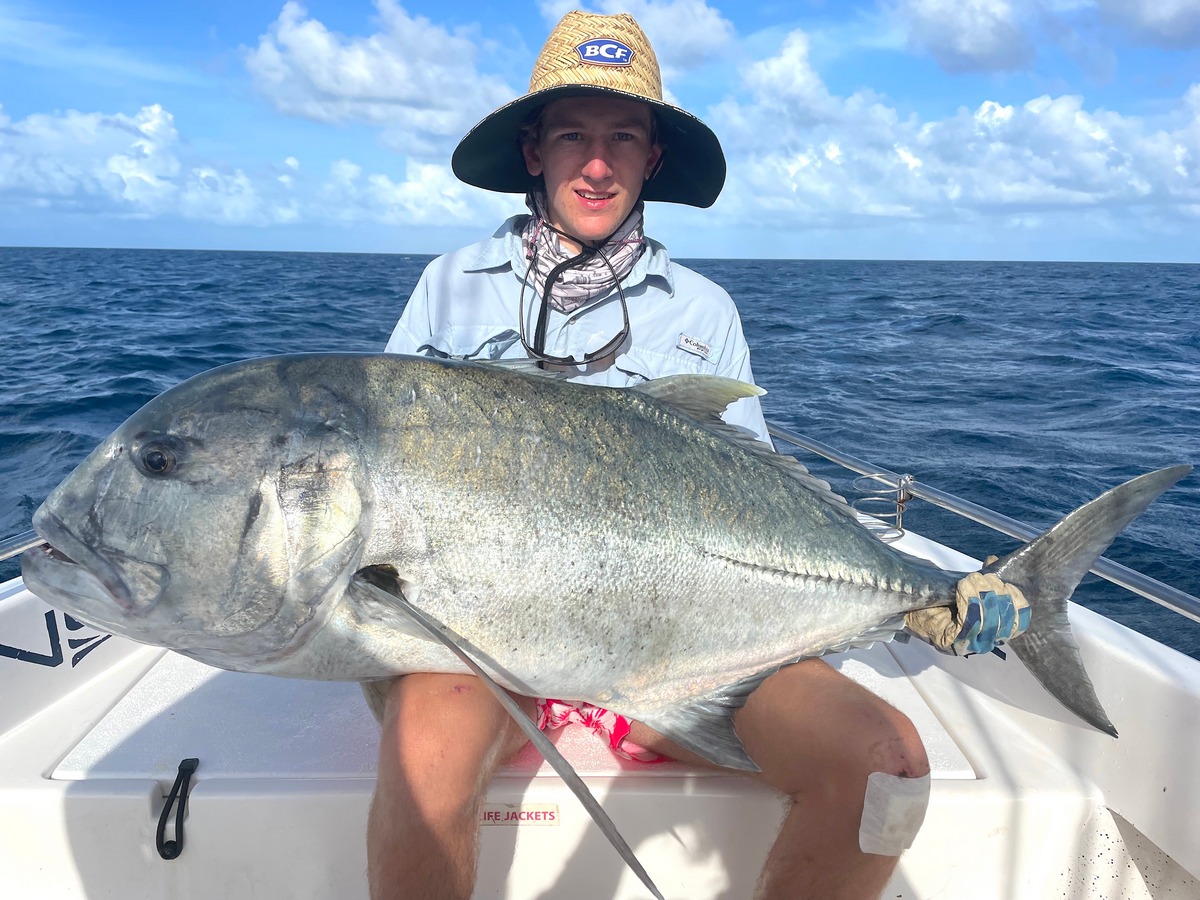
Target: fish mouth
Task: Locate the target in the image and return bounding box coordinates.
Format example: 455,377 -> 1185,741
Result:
24,509 -> 167,615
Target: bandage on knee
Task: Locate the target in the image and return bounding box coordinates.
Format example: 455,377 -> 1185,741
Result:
858,772 -> 930,856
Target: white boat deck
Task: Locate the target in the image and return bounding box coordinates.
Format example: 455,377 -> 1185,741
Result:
48,641 -> 975,784
3,526 -> 1200,898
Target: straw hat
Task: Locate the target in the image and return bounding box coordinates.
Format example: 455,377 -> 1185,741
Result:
451,10 -> 726,208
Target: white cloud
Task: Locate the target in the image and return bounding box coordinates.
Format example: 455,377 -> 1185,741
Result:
892,0 -> 1036,73
0,104 -> 180,208
740,31 -> 837,124
244,0 -> 515,158
0,103 -> 299,226
243,0 -> 738,165
315,158 -> 508,225
1095,0 -> 1200,49
711,31 -> 892,157
586,0 -> 736,67
4,4 -> 1198,255
0,100 -> 511,231
180,167 -> 276,225
711,28 -> 1200,229
891,0 -> 1200,70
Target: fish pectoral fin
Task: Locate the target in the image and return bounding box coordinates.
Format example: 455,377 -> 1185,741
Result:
347,567 -> 438,642
350,567 -> 543,696
636,668 -> 786,773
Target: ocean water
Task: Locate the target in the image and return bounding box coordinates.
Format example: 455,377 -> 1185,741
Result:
1,247 -> 1198,657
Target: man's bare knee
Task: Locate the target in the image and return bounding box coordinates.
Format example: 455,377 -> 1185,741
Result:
864,703 -> 930,781
856,704 -> 930,857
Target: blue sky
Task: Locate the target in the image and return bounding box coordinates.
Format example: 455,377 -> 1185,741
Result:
2,0 -> 1198,261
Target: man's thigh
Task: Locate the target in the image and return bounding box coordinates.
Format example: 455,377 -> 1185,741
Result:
372,673 -> 537,775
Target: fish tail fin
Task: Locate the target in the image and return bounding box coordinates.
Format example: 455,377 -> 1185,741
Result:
988,465 -> 1191,737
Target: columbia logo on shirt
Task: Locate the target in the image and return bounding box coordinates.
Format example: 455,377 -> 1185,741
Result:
677,333 -> 717,362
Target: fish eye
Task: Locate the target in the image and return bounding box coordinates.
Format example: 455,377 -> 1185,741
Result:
137,441 -> 179,476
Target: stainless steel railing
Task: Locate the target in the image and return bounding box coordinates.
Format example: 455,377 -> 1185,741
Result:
768,422 -> 1200,627
0,530 -> 39,564
4,424 -> 1198,628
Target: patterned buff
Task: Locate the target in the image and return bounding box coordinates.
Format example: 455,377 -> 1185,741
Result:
521,191 -> 646,313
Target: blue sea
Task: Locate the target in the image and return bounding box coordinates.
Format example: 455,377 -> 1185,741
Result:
1,247 -> 1198,657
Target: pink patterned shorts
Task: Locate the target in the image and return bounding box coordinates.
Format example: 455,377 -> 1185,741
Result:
535,698 -> 671,764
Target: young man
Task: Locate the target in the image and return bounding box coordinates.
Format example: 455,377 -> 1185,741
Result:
369,11 -> 946,899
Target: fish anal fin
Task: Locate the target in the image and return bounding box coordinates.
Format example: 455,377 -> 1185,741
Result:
637,620 -> 911,772
635,668 -> 784,772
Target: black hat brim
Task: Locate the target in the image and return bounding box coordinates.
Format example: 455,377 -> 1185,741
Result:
451,85 -> 726,209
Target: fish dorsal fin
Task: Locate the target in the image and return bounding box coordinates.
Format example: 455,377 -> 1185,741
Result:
634,375 -> 857,520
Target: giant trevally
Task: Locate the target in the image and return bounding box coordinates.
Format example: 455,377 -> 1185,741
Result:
21,353 -> 1190,762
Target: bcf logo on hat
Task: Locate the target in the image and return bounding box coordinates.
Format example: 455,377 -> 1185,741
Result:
576,38 -> 635,66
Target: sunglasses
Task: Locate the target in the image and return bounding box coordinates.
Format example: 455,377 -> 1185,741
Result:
518,240 -> 632,367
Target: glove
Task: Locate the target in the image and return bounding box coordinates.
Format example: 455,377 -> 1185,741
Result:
905,571 -> 1030,656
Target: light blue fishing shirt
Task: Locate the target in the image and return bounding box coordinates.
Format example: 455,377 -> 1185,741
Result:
385,216 -> 771,443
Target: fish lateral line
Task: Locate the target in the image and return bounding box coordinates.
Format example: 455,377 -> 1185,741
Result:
701,548 -> 906,592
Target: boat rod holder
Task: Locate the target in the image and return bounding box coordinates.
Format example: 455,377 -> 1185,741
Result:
851,473 -> 915,543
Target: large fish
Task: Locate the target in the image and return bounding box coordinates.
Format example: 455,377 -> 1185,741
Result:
21,353 -> 1189,765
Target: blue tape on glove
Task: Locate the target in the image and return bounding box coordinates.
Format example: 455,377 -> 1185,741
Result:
953,590 -> 1026,656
